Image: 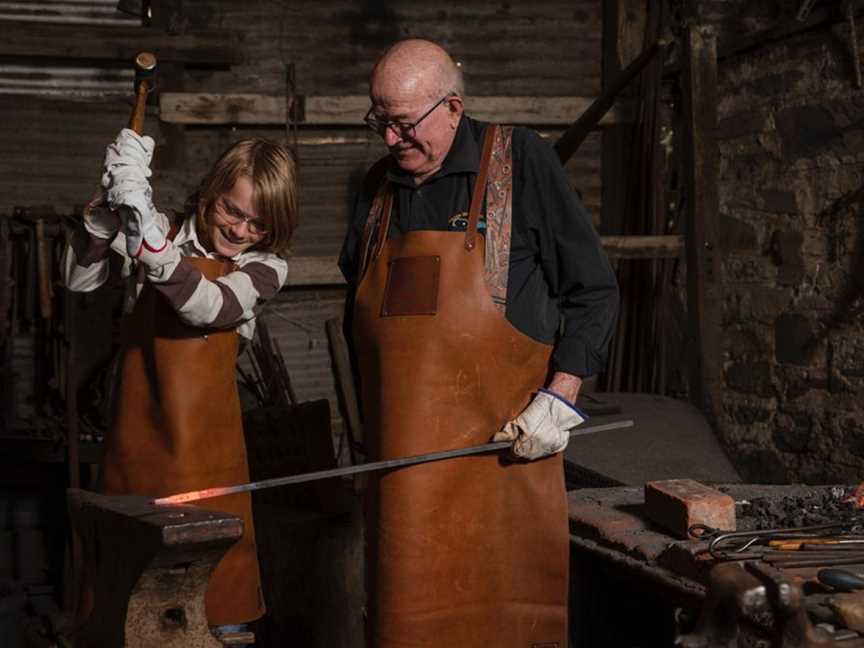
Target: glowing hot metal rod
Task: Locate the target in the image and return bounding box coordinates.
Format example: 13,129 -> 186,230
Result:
153,419 -> 635,505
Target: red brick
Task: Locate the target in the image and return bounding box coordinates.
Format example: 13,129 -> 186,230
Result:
644,479 -> 736,540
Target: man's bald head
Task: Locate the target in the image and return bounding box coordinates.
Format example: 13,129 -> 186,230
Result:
371,39 -> 464,102
366,39 -> 465,184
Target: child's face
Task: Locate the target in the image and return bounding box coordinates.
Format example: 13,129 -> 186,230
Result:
207,175 -> 267,258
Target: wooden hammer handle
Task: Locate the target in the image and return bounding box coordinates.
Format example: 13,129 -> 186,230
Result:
128,52 -> 156,135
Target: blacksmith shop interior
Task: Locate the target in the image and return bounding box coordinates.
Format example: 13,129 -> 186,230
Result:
8,1 -> 864,647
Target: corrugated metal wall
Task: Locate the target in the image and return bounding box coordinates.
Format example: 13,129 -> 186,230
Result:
0,0 -> 138,25
0,1 -> 139,97
2,1 -> 606,452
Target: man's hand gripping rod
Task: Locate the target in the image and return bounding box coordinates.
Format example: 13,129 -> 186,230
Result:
153,419 -> 634,505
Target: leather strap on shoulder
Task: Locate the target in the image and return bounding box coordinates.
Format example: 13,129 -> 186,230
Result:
357,158 -> 393,281
482,126 -> 514,311
464,124 -> 497,251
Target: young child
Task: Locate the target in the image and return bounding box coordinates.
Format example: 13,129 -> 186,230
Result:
64,129 -> 298,633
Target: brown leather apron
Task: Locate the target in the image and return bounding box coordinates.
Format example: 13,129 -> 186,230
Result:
353,125 -> 569,647
99,255 -> 264,626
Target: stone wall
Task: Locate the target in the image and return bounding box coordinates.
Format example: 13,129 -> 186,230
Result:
708,6 -> 864,483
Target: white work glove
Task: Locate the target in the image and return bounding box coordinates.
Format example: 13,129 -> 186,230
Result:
82,192 -> 120,240
101,128 -> 165,258
493,389 -> 587,461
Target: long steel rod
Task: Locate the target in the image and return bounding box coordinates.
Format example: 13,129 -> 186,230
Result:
153,419 -> 634,505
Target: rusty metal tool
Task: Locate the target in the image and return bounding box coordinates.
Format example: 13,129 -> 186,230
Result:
675,561 -> 767,648
707,522 -> 864,561
746,562 -> 838,648
768,555 -> 864,569
771,538 -> 864,551
153,418 -> 634,505
764,550 -> 864,560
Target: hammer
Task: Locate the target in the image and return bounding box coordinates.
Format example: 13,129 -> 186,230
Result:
129,51 -> 156,135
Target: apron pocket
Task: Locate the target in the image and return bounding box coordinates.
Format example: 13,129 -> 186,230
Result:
381,255 -> 440,316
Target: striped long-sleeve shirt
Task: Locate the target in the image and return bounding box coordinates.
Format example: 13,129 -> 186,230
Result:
63,208 -> 288,339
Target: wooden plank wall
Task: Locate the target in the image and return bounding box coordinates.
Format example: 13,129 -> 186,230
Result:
0,1 -> 604,215
1,1 -> 605,451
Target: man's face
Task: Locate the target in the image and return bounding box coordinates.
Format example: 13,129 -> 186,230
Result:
368,77 -> 462,183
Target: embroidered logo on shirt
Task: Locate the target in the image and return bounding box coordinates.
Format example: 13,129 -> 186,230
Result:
448,211 -> 469,230
448,211 -> 486,231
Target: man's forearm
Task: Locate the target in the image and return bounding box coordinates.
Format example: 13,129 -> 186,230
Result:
546,372 -> 583,403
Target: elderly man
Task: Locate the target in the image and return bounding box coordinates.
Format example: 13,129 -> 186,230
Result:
339,39 -> 618,647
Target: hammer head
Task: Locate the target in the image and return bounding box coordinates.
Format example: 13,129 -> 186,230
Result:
133,52 -> 157,90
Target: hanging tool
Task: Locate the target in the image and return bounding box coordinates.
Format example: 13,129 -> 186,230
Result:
846,0 -> 863,88
153,418 -> 634,505
796,0 -> 819,22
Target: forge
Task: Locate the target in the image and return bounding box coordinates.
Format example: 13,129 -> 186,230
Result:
568,483 -> 864,647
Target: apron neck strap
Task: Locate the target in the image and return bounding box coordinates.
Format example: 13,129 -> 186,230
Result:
464,124 -> 498,251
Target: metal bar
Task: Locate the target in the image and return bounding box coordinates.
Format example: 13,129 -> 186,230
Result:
153,419 -> 635,505
765,555 -> 864,568
555,37 -> 669,164
763,551 -> 864,561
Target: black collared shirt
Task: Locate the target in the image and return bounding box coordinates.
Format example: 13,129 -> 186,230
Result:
339,115 -> 618,377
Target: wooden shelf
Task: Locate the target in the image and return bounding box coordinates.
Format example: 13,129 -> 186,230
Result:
284,236 -> 683,287
159,93 -> 633,127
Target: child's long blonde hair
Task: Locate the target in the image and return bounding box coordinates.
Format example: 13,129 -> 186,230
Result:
193,139 -> 297,255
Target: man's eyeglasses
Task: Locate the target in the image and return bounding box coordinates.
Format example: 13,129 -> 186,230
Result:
214,199 -> 268,236
364,94 -> 452,140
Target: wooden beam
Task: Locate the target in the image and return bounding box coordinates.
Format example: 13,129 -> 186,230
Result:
159,93 -> 632,126
556,37 -> 668,164
284,255 -> 344,286
284,235 -> 682,287
682,25 -> 722,419
467,96 -> 631,126
160,93 -> 287,125
0,20 -> 240,65
601,235 -> 684,259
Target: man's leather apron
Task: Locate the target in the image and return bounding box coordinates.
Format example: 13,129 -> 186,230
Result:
353,125 -> 569,647
98,255 -> 265,625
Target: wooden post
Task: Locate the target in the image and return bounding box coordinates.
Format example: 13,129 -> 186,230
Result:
682,25 -> 722,420
600,0 -> 647,392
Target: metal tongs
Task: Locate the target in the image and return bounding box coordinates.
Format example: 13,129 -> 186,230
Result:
689,520 -> 864,561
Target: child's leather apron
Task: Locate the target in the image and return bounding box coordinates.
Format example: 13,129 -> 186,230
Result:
99,255 -> 264,625
353,125 -> 569,647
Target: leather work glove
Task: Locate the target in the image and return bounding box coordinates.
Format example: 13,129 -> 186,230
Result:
101,128 -> 165,258
493,388 -> 587,461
